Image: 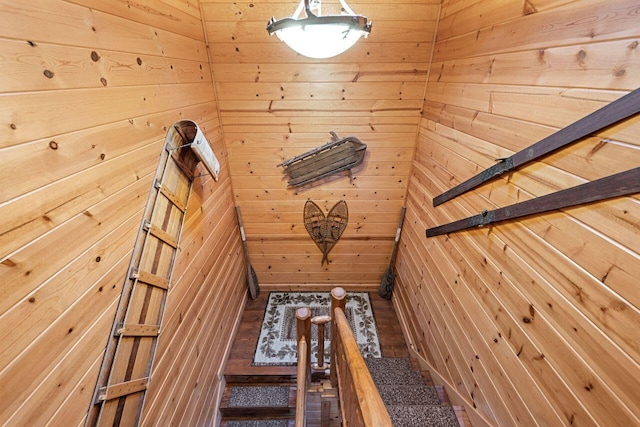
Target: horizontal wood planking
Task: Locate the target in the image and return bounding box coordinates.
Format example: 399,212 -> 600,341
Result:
215,82 -> 426,100
0,0 -> 207,60
208,20 -> 436,43
141,185 -> 246,425
0,1 -> 241,426
396,1 -> 640,426
429,38 -> 640,91
210,42 -> 433,64
411,139 -> 640,414
220,103 -> 422,117
0,37 -> 211,93
201,0 -> 438,285
424,83 -> 640,146
400,136 -> 640,425
0,82 -> 216,148
201,2 -> 440,22
65,0 -> 206,41
0,143 -> 159,260
433,0 -> 640,63
212,63 -> 430,83
0,103 -> 217,202
437,0 -> 576,41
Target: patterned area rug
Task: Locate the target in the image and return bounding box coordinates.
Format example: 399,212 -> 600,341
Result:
253,292 -> 381,366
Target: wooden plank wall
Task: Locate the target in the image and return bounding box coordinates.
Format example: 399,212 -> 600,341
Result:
201,0 -> 439,286
395,0 -> 640,426
0,1 -> 245,425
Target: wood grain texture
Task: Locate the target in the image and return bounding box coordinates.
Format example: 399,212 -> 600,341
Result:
0,1 -> 243,426
201,0 -> 438,285
396,1 -> 640,426
3,0 -> 639,426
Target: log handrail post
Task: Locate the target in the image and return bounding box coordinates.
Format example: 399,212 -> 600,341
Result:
311,315 -> 331,370
296,307 -> 312,380
295,336 -> 309,427
295,307 -> 312,427
329,287 -> 346,388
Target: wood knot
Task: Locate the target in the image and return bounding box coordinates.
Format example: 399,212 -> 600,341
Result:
613,67 -> 626,77
43,69 -> 54,79
137,57 -> 142,65
91,51 -> 100,62
49,141 -> 58,150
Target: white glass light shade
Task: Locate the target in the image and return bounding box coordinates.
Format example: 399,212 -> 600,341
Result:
267,0 -> 371,59
273,24 -> 366,59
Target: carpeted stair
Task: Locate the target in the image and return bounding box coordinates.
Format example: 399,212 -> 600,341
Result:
366,357 -> 461,427
219,375 -> 296,426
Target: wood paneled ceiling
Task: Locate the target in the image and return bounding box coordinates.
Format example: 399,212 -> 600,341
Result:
201,0 -> 440,285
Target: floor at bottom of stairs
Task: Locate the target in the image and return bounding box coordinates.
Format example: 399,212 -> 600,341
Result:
223,290 -> 471,426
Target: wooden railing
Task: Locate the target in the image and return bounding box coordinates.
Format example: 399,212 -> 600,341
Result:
295,308 -> 311,427
330,288 -> 392,426
295,288 -> 392,427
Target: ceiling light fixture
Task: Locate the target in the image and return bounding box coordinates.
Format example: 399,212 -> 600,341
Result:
266,0 -> 372,59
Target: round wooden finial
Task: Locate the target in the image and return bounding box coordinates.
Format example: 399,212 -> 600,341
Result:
296,307 -> 311,320
331,287 -> 346,300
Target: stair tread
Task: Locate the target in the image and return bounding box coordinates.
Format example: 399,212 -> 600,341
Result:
386,404 -> 460,427
365,357 -> 424,385
224,373 -> 297,384
228,385 -> 291,407
377,384 -> 441,406
223,420 -> 293,427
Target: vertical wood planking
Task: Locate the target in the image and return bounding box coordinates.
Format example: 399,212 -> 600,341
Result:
396,0 -> 640,426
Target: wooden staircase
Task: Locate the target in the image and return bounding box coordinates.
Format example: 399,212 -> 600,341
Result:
219,374 -> 342,427
366,357 -> 467,427
220,290 -> 469,427
219,375 -> 296,426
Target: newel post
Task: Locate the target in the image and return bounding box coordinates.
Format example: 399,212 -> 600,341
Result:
296,307 -> 312,375
329,287 -> 346,387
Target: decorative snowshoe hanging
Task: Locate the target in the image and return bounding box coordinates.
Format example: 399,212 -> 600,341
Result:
304,200 -> 348,265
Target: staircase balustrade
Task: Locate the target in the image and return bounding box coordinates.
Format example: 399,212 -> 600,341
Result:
295,307 -> 311,427
295,288 -> 392,427
311,315 -> 331,369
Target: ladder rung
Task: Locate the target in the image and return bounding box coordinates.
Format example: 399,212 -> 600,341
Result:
115,323 -> 160,337
132,270 -> 169,290
144,221 -> 178,248
97,378 -> 148,402
156,181 -> 186,212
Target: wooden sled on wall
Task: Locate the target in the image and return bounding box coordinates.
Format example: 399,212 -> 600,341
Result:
277,131 -> 367,187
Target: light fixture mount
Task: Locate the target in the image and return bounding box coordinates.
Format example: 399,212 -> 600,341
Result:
267,0 -> 372,59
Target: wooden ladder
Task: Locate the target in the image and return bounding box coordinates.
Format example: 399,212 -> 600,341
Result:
87,123 -> 204,426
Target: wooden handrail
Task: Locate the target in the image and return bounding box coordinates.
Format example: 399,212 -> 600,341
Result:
295,288 -> 391,426
296,336 -> 308,427
329,287 -> 346,387
333,307 -> 392,426
296,307 -> 311,427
